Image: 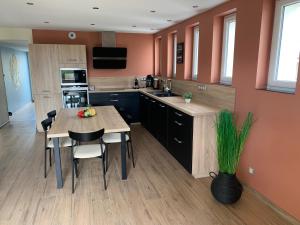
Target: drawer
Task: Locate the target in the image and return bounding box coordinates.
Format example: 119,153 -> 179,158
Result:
169,108 -> 193,125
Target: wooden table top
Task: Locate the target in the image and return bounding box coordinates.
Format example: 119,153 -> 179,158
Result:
47,106 -> 130,138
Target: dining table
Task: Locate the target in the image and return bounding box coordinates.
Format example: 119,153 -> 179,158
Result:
47,106 -> 130,189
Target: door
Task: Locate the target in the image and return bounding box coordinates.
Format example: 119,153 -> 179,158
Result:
0,59 -> 9,127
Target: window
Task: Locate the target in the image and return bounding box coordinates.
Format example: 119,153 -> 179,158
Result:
220,14 -> 236,85
192,26 -> 200,80
173,33 -> 177,78
268,0 -> 300,93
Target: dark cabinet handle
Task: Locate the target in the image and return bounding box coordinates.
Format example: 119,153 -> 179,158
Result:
110,99 -> 119,102
110,93 -> 119,96
175,112 -> 183,117
159,104 -> 165,108
174,120 -> 183,126
145,97 -> 149,100
174,137 -> 183,144
151,100 -> 156,103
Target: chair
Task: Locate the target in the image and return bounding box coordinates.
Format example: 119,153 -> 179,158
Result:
47,110 -> 56,121
102,131 -> 135,169
41,118 -> 73,178
68,129 -> 107,193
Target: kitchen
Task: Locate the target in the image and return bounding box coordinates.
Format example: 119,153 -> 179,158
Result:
0,0 -> 300,224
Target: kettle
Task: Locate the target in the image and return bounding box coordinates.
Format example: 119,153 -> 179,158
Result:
146,75 -> 154,87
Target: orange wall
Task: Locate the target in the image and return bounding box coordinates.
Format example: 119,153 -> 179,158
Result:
32,30 -> 154,77
155,0 -> 300,220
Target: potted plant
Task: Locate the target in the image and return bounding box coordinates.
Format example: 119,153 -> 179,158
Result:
210,110 -> 253,204
183,92 -> 192,103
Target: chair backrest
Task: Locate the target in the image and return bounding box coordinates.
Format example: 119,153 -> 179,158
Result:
68,129 -> 105,142
47,110 -> 57,121
41,118 -> 52,132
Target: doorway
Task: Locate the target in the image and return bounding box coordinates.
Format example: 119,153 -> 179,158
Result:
0,40 -> 35,125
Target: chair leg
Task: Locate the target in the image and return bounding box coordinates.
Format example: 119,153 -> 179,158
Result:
74,159 -> 79,178
72,159 -> 75,193
126,141 -> 130,159
105,144 -> 109,172
101,156 -> 107,190
130,140 -> 135,168
44,148 -> 47,178
49,148 -> 52,167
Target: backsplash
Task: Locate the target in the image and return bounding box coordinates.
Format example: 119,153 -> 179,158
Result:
89,76 -> 146,90
172,80 -> 235,111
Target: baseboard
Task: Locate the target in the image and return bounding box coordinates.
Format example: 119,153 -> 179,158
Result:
243,184 -> 300,225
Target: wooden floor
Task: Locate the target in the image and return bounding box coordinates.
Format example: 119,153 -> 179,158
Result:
0,107 -> 296,225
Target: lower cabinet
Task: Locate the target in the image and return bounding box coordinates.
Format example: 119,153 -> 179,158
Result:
139,93 -> 193,173
89,92 -> 140,124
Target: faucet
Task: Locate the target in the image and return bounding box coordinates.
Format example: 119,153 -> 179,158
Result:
162,78 -> 172,93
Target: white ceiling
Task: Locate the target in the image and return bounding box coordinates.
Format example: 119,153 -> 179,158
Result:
0,0 -> 228,34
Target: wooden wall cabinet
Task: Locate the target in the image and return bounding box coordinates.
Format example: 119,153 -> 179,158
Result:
29,44 -> 87,132
58,45 -> 87,65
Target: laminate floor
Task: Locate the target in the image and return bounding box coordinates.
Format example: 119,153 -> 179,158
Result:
0,114 -> 296,225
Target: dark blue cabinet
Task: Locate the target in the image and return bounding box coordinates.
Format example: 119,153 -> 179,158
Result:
89,92 -> 140,124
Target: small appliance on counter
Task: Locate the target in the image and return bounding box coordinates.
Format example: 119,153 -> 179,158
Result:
133,77 -> 139,89
153,77 -> 160,89
146,75 -> 154,88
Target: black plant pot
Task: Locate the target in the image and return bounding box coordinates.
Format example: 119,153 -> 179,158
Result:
210,172 -> 243,204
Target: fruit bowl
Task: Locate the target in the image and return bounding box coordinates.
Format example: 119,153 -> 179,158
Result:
77,108 -> 96,118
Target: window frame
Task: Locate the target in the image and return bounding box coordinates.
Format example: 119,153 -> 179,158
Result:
220,13 -> 236,85
192,25 -> 200,81
268,0 -> 300,93
173,33 -> 177,78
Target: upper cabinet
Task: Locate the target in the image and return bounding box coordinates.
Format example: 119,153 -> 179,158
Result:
29,44 -> 61,95
58,45 -> 87,66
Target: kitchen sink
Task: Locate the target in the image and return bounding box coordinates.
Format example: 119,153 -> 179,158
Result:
151,91 -> 179,97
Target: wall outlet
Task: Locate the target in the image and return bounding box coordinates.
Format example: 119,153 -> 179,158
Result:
198,85 -> 207,91
248,167 -> 255,175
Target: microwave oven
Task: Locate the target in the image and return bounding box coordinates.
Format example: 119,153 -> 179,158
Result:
60,68 -> 88,86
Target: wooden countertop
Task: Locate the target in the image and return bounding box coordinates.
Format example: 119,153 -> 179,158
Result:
88,88 -> 219,117
48,106 -> 130,138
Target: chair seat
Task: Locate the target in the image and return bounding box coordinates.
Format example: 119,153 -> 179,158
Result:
102,133 -> 130,144
47,137 -> 73,148
73,144 -> 106,159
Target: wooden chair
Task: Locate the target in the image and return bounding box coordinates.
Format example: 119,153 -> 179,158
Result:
41,118 -> 73,178
68,129 -> 107,193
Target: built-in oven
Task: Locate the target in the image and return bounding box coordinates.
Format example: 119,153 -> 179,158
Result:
61,86 -> 89,108
60,68 -> 88,86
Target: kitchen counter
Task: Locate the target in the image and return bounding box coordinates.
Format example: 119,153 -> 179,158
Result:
89,87 -> 219,117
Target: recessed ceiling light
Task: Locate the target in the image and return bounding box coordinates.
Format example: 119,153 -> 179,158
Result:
92,7 -> 99,10
90,23 -> 95,26
192,5 -> 199,8
132,25 -> 137,28
44,21 -> 49,24
150,10 -> 156,13
167,19 -> 173,22
151,28 -> 158,31
26,2 -> 34,5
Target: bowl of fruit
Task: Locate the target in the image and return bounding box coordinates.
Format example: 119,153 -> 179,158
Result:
77,107 -> 96,118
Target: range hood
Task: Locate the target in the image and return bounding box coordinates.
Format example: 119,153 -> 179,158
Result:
93,32 -> 127,69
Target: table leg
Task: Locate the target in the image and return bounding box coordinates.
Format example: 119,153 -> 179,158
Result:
53,137 -> 63,188
120,132 -> 127,180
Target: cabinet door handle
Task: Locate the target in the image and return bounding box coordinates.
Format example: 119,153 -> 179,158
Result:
110,99 -> 119,102
175,112 -> 183,117
110,93 -> 119,96
145,97 -> 149,100
151,100 -> 156,103
174,120 -> 183,126
174,137 -> 183,144
159,104 -> 165,108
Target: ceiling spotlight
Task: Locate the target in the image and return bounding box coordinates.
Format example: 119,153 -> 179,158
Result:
92,7 -> 99,10
192,5 -> 199,8
151,28 -> 158,30
167,19 -> 173,22
132,25 -> 137,28
150,10 -> 156,13
44,21 -> 49,24
26,2 -> 34,5
90,23 -> 95,26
